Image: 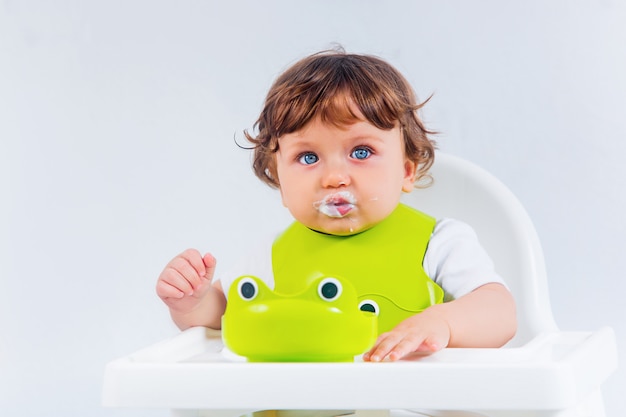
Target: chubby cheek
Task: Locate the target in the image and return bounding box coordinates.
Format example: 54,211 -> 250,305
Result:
279,182 -> 309,216
278,185 -> 289,208
358,182 -> 406,221
275,161 -> 294,208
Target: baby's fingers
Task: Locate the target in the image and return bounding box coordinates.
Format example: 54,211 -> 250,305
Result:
363,333 -> 403,362
177,249 -> 209,279
364,333 -> 442,362
160,266 -> 198,295
202,253 -> 217,279
166,255 -> 207,294
386,334 -> 442,360
156,279 -> 185,299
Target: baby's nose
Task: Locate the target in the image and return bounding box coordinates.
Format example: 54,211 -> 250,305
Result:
321,166 -> 351,188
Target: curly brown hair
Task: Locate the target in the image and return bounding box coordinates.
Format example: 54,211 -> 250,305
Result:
244,49 -> 436,188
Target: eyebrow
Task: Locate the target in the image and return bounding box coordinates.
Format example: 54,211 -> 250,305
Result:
349,134 -> 387,143
278,122 -> 394,151
277,135 -> 314,149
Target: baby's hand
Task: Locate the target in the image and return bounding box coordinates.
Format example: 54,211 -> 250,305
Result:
156,249 -> 216,314
363,309 -> 451,362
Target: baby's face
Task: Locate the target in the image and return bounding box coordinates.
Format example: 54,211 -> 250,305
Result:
275,114 -> 416,236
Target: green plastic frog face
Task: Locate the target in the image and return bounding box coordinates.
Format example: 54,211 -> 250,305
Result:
221,276 -> 377,362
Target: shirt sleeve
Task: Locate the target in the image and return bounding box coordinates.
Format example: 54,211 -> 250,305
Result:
424,218 -> 506,302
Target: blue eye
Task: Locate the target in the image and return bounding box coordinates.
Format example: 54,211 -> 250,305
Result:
351,147 -> 372,160
298,152 -> 319,165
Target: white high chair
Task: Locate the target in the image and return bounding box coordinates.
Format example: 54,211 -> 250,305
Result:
103,152 -> 618,417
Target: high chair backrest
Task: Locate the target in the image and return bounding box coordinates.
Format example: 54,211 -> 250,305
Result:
402,152 -> 558,346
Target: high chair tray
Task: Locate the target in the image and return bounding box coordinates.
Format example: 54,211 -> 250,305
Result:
102,326 -> 617,411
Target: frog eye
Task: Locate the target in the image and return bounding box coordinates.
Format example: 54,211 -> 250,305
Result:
317,278 -> 342,302
237,277 -> 258,301
359,299 -> 379,315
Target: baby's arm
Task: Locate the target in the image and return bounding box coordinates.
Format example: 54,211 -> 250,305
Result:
156,249 -> 226,330
363,282 -> 516,362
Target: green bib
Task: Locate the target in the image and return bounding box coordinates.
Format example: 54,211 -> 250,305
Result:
272,203 -> 444,334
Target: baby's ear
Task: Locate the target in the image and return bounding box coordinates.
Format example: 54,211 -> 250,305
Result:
402,159 -> 418,192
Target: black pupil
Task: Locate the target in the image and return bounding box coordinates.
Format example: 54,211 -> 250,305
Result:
241,282 -> 256,299
321,282 -> 338,299
360,303 -> 376,313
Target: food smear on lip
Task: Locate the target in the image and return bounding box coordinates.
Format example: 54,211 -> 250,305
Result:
313,191 -> 357,218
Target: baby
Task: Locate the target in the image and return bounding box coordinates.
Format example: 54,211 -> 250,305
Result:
156,49 -> 517,362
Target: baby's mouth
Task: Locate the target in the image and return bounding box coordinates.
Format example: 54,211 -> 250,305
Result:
313,191 -> 357,218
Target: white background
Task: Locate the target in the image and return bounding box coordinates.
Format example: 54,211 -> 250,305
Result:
1,1 -> 624,415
